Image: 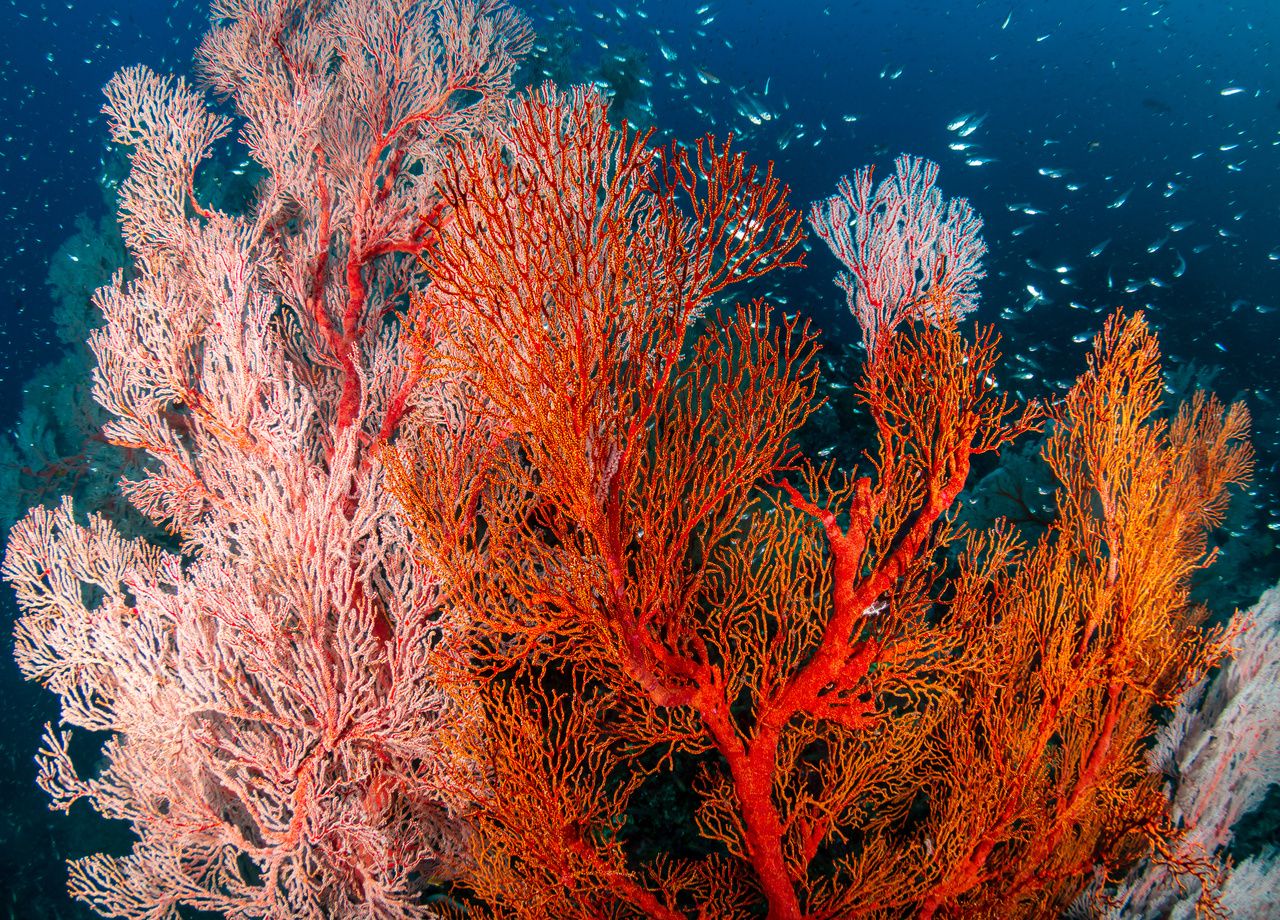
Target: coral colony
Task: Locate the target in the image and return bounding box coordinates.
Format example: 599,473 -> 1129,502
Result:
3,2 -> 1275,918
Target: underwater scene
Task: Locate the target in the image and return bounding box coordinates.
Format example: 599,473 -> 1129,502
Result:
0,0 -> 1277,917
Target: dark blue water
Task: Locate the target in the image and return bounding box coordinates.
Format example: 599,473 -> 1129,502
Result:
0,0 -> 206,396
0,0 -> 1276,914
4,0 -> 1277,475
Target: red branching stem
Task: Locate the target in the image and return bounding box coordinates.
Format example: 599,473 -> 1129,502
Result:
716,437 -> 969,920
376,147 -> 407,205
307,146 -> 343,357
331,91 -> 473,432
560,832 -> 688,920
773,460 -> 964,728
377,351 -> 425,443
700,695 -> 806,920
597,486 -> 703,709
187,171 -> 216,221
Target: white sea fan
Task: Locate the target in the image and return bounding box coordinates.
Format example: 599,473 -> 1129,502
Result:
1088,585 -> 1280,918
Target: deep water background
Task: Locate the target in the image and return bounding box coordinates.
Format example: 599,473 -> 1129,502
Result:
0,0 -> 1276,914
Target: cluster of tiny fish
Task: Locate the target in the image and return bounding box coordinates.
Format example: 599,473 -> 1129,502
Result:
510,0 -> 1279,575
